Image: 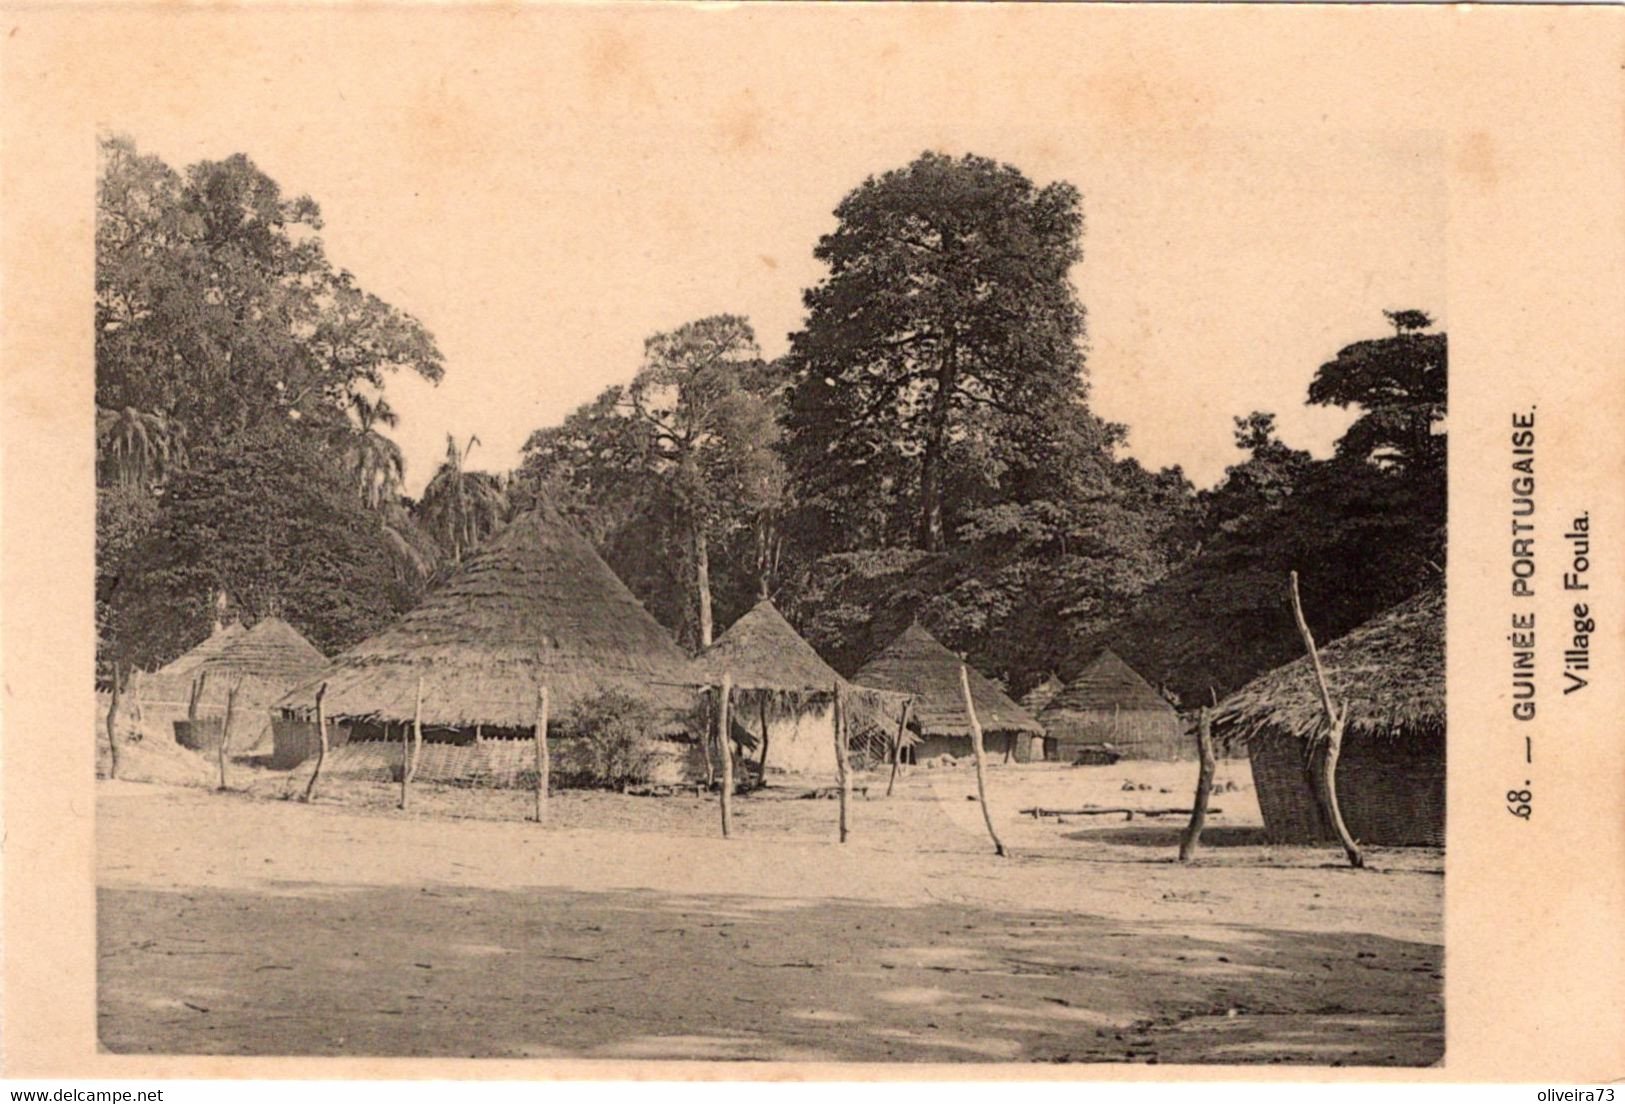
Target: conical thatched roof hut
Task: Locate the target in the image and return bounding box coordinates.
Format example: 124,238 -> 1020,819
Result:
1039,649 -> 1185,760
1018,674 -> 1064,718
1213,585 -> 1444,847
694,600 -> 905,776
277,507 -> 701,730
851,622 -> 1042,763
695,600 -> 844,692
135,617 -> 327,752
154,620 -> 245,679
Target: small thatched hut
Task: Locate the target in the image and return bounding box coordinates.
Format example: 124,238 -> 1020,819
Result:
272,507 -> 703,783
693,599 -> 846,775
1018,674 -> 1064,761
1213,585 -> 1444,847
851,622 -> 1042,763
693,599 -> 905,776
1039,649 -> 1185,761
152,620 -> 245,679
130,617 -> 328,752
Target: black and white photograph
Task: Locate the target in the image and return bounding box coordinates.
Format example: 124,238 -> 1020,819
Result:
2,1 -> 1621,1087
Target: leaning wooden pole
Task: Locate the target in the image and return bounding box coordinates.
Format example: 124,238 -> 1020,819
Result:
885,697 -> 913,798
302,682 -> 329,803
217,678 -> 240,791
533,685 -> 550,823
757,695 -> 772,787
1178,705 -> 1217,861
832,681 -> 851,843
1289,571 -> 1364,869
105,662 -> 123,780
959,664 -> 1008,858
717,675 -> 734,838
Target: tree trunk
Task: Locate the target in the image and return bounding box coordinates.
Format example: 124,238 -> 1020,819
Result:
217,678 -> 239,791
302,682 -> 329,803
916,353 -> 959,552
694,522 -> 714,648
717,675 -> 733,838
959,664 -> 1007,857
105,662 -> 123,780
1310,712 -> 1362,868
886,697 -> 913,798
1288,571 -> 1365,869
833,682 -> 851,843
757,694 -> 771,786
1178,706 -> 1217,861
533,685 -> 550,823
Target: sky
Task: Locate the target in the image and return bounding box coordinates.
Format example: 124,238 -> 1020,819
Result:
115,7 -> 1446,497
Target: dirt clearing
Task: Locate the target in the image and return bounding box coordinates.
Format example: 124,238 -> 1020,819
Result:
98,761 -> 1442,1065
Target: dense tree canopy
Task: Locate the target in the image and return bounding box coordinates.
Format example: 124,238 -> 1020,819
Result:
105,426 -> 423,668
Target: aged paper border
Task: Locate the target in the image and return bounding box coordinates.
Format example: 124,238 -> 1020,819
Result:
3,2 -> 1623,1082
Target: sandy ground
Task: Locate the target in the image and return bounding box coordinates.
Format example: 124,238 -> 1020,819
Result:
98,757 -> 1442,1065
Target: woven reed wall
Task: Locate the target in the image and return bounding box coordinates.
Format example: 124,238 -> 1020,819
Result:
1248,731 -> 1445,847
280,730 -> 711,789
1048,708 -> 1188,760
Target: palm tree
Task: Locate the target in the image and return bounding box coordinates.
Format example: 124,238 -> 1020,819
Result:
96,405 -> 182,488
414,434 -> 508,565
344,393 -> 406,510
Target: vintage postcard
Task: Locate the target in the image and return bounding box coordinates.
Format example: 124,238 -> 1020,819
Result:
1,1 -> 1621,1085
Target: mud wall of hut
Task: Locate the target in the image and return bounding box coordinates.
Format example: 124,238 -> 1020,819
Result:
1247,731 -> 1445,847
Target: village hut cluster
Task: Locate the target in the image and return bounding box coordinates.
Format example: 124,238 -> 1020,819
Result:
113,502 -> 1445,860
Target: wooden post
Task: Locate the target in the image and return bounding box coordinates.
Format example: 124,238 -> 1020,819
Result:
1289,571 -> 1364,869
409,675 -> 424,784
832,682 -> 851,843
217,677 -> 240,791
717,675 -> 734,838
1178,705 -> 1217,861
757,694 -> 772,787
533,685 -> 550,823
105,661 -> 123,780
959,664 -> 1008,857
187,670 -> 208,725
302,682 -> 329,803
885,697 -> 913,798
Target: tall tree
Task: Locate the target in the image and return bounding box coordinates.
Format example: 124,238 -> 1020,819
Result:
783,151 -> 1091,554
519,315 -> 784,649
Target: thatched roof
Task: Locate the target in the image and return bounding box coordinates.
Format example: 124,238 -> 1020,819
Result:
205,617 -> 327,681
1213,585 -> 1443,748
155,620 -> 245,678
1018,674 -> 1064,717
695,600 -> 845,692
274,507 -> 701,728
851,622 -> 1041,737
1040,649 -> 1177,723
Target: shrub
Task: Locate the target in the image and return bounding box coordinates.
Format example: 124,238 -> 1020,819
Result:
560,689 -> 665,790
